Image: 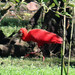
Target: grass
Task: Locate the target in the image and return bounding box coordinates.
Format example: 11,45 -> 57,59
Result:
0,57 -> 75,75
0,65 -> 61,75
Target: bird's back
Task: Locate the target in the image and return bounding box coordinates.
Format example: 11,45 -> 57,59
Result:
26,29 -> 62,44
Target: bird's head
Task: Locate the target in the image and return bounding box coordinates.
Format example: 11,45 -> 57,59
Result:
19,28 -> 27,36
13,28 -> 28,42
8,28 -> 28,44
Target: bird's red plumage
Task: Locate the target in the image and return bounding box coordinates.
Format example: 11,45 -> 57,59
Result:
19,28 -> 63,47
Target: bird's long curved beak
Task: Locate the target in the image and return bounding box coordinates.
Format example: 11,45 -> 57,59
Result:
13,33 -> 20,38
13,33 -> 22,43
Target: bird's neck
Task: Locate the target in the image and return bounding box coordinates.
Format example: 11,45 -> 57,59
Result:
21,31 -> 28,41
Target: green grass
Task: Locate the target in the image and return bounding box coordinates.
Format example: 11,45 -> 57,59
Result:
0,65 -> 61,75
0,57 -> 75,75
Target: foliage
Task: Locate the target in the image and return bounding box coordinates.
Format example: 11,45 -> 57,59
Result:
38,0 -> 74,18
1,17 -> 29,26
0,1 -> 75,75
0,57 -> 75,75
0,18 -> 29,37
0,17 -> 42,36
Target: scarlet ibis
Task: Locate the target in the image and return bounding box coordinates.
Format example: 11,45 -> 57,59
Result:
15,28 -> 63,61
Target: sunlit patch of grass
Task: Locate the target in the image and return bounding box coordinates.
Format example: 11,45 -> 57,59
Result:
0,57 -> 75,75
0,65 -> 74,75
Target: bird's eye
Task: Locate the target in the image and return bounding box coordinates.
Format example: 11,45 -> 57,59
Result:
19,30 -> 22,33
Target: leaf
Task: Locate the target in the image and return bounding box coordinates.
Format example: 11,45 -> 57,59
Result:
63,0 -> 66,2
55,14 -> 60,18
53,0 -> 58,6
49,3 -> 55,8
21,0 -> 25,2
2,2 -> 10,10
0,2 -> 5,7
68,3 -> 74,7
64,12 -> 72,18
16,0 -> 20,3
21,2 -> 27,5
43,0 -> 49,3
38,0 -> 41,2
24,13 -> 31,16
38,0 -> 48,3
16,15 -> 23,20
56,11 -> 61,14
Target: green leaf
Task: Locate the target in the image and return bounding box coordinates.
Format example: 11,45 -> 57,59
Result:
53,0 -> 58,6
9,0 -> 16,4
49,3 -> 55,8
68,3 -> 74,7
55,11 -> 62,18
2,2 -> 10,9
21,2 -> 27,5
24,13 -> 31,16
64,12 -> 72,18
38,0 -> 48,3
43,0 -> 49,3
0,2 -> 6,7
16,0 -> 20,3
60,12 -> 72,18
38,0 -> 41,2
63,0 -> 66,2
55,14 -> 60,18
16,15 -> 23,20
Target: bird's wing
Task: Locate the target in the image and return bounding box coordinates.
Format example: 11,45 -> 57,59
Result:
29,29 -> 63,44
26,29 -> 63,46
28,29 -> 54,42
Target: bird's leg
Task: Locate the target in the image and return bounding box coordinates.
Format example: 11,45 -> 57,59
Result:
43,55 -> 45,62
24,42 -> 41,58
24,50 -> 41,58
24,51 -> 36,58
40,46 -> 46,61
24,54 -> 30,58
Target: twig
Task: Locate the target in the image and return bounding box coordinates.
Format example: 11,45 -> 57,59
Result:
67,6 -> 74,75
61,2 -> 66,75
0,7 -> 11,22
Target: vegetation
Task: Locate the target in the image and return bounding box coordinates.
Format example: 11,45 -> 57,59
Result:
0,57 -> 75,75
0,0 -> 75,75
0,18 -> 42,37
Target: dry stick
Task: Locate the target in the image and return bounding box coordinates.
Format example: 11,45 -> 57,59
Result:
0,11 -> 8,22
67,7 -> 74,75
61,2 -> 66,75
0,10 -> 1,25
0,5 -> 12,22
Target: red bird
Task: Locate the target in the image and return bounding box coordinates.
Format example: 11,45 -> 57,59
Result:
16,28 -> 63,61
